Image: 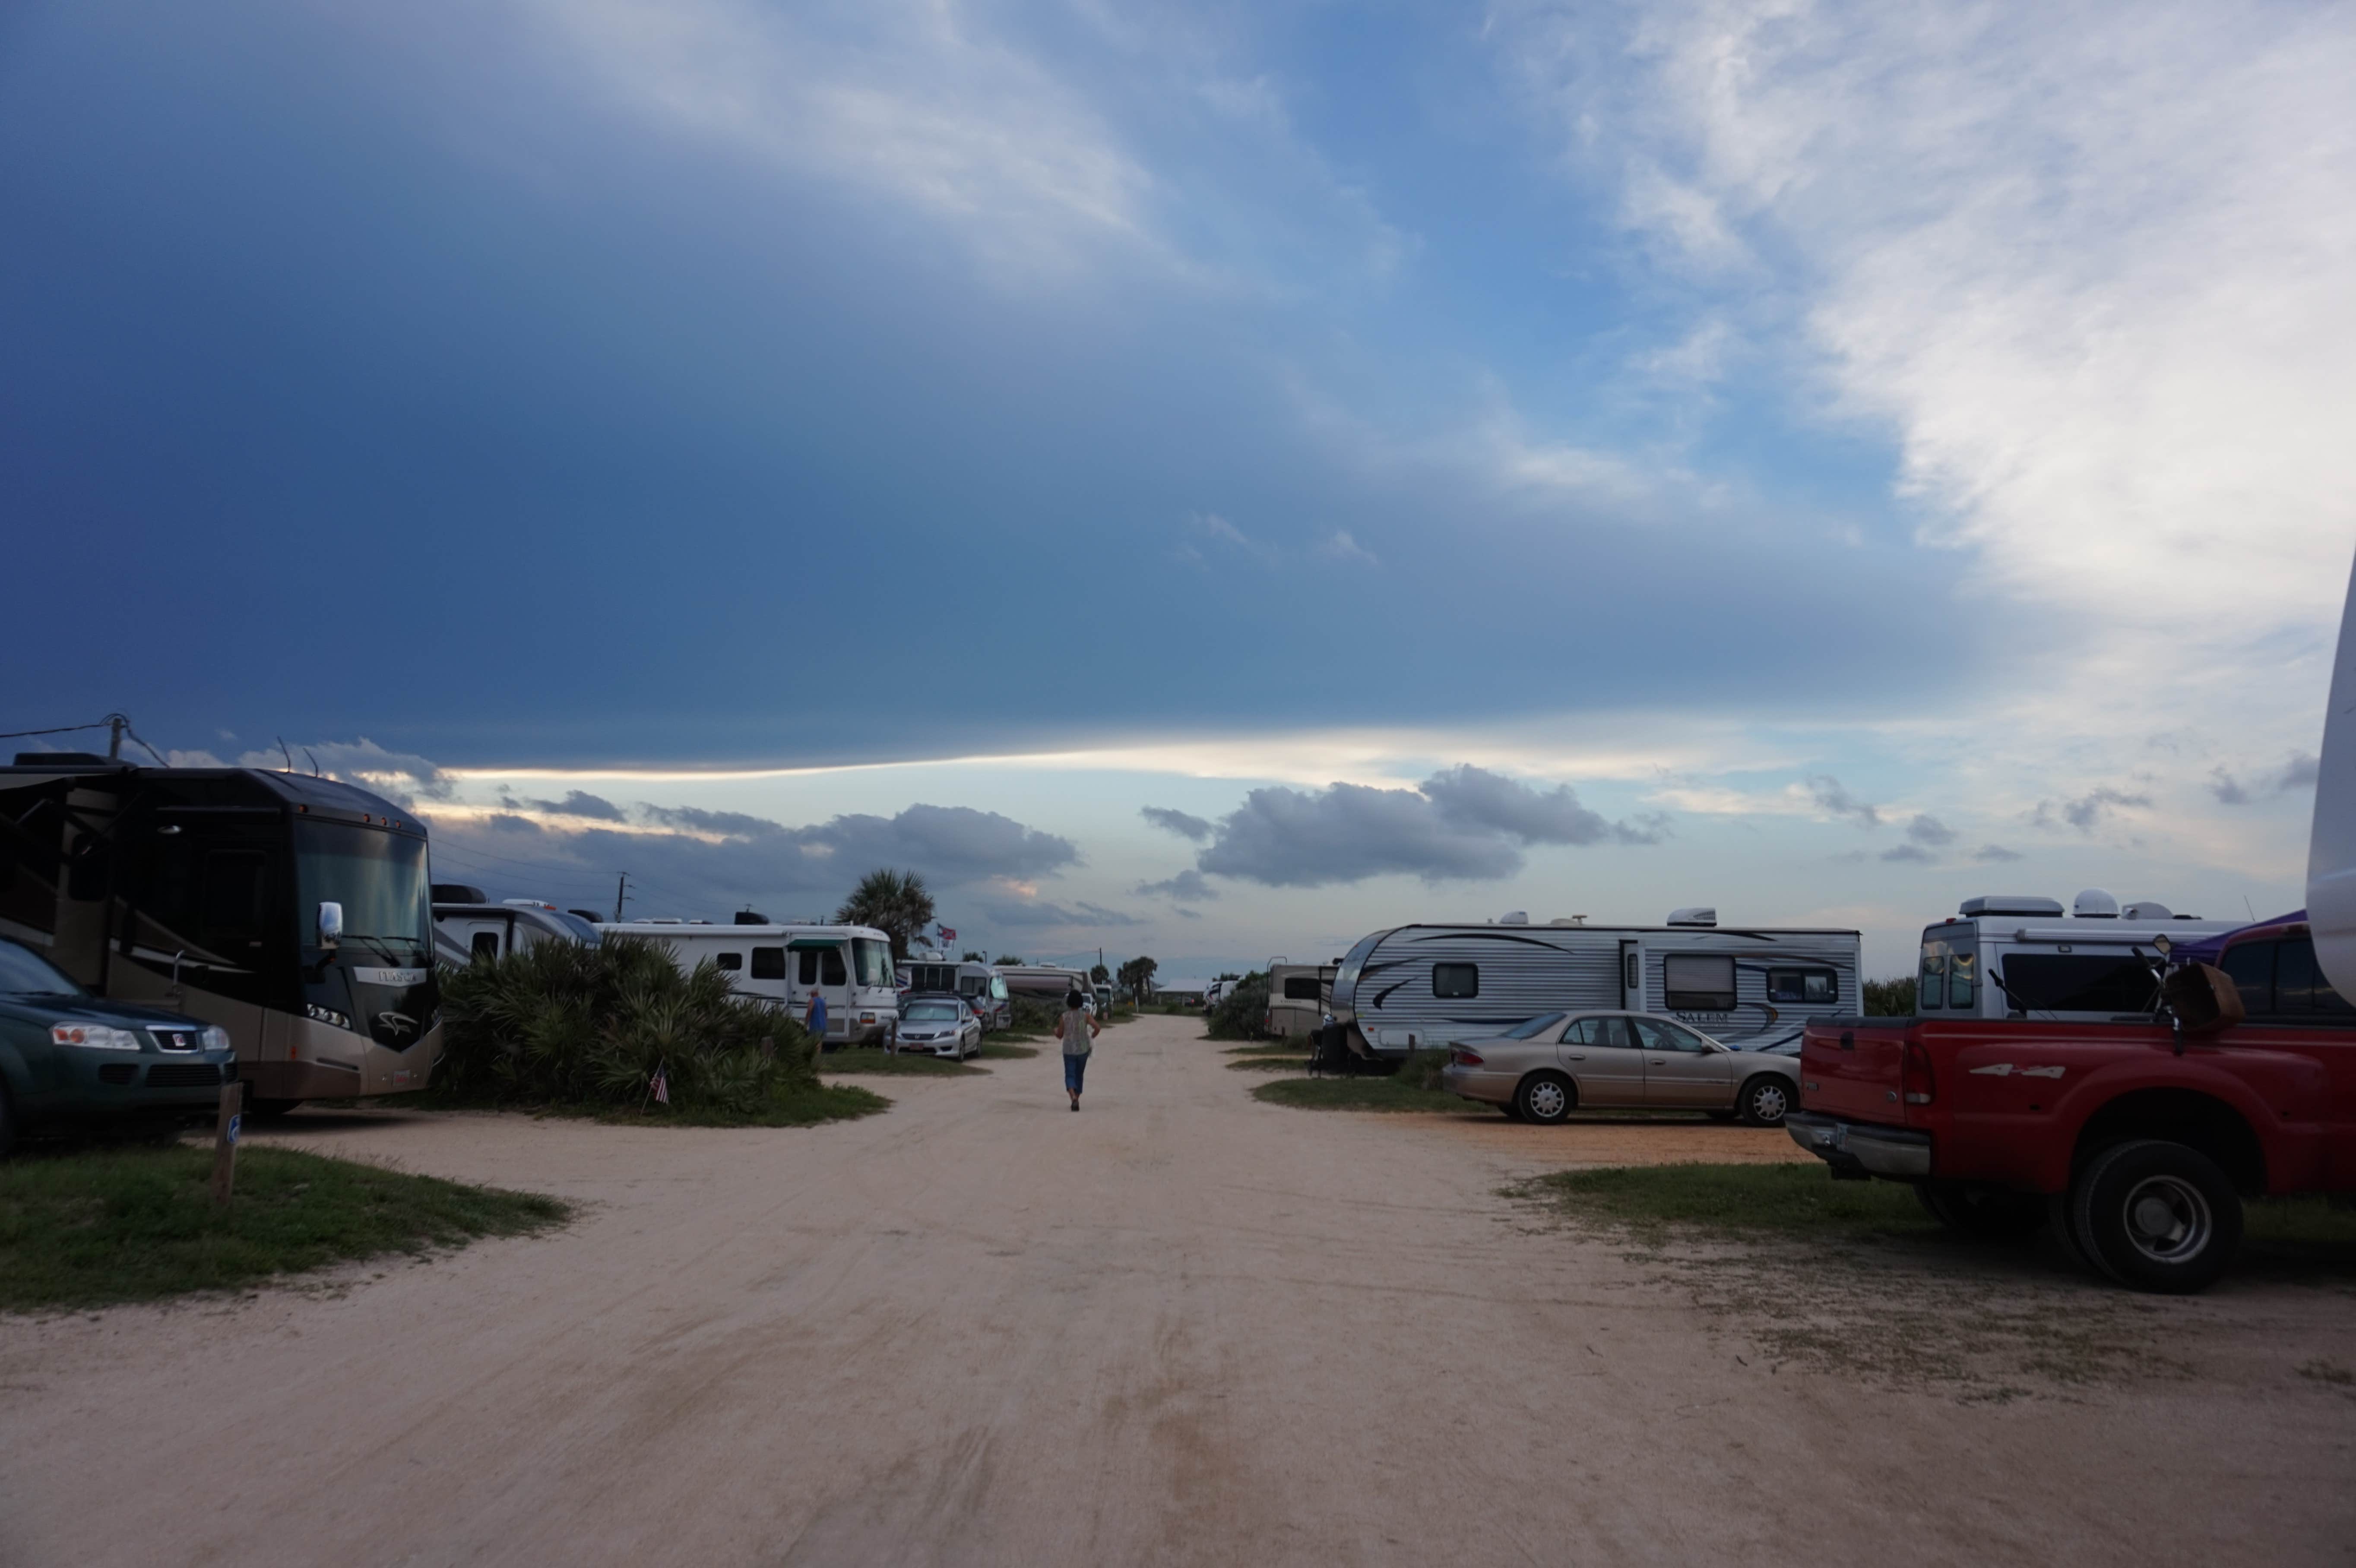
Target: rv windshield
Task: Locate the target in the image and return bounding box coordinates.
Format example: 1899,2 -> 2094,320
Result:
295,823 -> 430,958
851,938 -> 894,987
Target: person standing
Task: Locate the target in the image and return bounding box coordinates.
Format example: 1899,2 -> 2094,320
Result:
1054,988 -> 1100,1111
804,986 -> 828,1050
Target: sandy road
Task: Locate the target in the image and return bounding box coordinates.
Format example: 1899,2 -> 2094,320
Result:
3,1013 -> 2352,1566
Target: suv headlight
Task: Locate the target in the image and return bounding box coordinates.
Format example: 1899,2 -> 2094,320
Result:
203,1024 -> 232,1053
53,1023 -> 141,1050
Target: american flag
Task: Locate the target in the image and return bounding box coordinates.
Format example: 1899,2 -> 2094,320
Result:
650,1063 -> 670,1105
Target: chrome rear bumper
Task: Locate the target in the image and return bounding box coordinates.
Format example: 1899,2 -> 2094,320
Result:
1785,1111 -> 1932,1179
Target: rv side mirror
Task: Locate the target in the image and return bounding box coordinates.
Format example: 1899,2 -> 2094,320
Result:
317,901 -> 344,952
2163,961 -> 2244,1035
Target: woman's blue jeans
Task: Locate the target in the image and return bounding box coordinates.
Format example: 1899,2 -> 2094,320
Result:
1064,1052 -> 1088,1094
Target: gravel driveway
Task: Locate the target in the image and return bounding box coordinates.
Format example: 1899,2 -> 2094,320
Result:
2,1012 -> 2350,1565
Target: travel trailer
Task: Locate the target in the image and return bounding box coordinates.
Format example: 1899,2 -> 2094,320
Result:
1916,891 -> 2236,1020
995,963 -> 1093,1002
600,917 -> 898,1046
898,955 -> 1011,1030
1262,960 -> 1338,1040
0,755 -> 441,1113
431,888 -> 600,967
1330,910 -> 1861,1063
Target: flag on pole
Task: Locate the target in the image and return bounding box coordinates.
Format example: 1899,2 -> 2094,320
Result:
937,925 -> 956,943
650,1062 -> 670,1106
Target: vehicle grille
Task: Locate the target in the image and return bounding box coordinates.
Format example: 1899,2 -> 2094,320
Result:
146,1064 -> 224,1089
98,1064 -> 138,1085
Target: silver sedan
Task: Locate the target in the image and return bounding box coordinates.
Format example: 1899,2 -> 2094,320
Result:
895,995 -> 982,1059
1438,1010 -> 1800,1127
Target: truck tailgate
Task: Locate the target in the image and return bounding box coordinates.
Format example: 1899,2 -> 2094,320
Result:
1799,1021 -> 1913,1123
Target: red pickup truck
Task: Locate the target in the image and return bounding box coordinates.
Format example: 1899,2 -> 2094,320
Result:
1786,917 -> 2356,1293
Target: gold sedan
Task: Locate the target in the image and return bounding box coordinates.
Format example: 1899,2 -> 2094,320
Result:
1438,1011 -> 1800,1126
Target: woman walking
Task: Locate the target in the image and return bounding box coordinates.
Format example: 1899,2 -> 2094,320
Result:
1054,988 -> 1100,1110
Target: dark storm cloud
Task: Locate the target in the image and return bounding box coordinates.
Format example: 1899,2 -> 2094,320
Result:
521,790 -> 627,821
1193,766 -> 1661,888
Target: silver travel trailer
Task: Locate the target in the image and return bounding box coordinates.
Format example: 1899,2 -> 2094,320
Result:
995,964 -> 1093,1002
600,917 -> 898,1046
1331,910 -> 1861,1062
1916,890 -> 2236,1020
1262,960 -> 1338,1040
431,888 -> 601,967
0,755 -> 442,1113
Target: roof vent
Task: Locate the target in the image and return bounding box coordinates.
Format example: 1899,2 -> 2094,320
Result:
432,884 -> 489,905
1958,895 -> 2065,917
1549,916 -> 1588,926
2072,888 -> 2121,919
1497,910 -> 1530,925
1666,907 -> 1716,928
2120,900 -> 2174,921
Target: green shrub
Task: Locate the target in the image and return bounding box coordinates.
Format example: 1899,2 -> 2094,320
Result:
1204,972 -> 1270,1040
1862,977 -> 1918,1016
434,936 -> 818,1116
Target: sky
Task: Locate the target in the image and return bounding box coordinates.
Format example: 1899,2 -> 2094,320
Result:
4,0 -> 2352,979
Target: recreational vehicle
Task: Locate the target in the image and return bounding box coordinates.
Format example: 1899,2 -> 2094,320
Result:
995,964 -> 1093,1002
432,888 -> 600,967
1331,910 -> 1861,1062
898,955 -> 1011,1030
598,918 -> 898,1045
0,756 -> 442,1113
1917,891 -> 2235,1020
1262,960 -> 1338,1040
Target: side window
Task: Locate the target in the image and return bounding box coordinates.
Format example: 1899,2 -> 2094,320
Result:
714,951 -> 743,972
822,948 -> 847,986
1631,1018 -> 1707,1052
1623,951 -> 1640,992
1283,976 -> 1323,1000
751,947 -> 785,980
798,948 -> 820,985
203,851 -> 268,938
1578,1016 -> 1634,1049
2274,937 -> 2356,1016
1432,962 -> 1478,998
1920,948 -> 1947,1010
1948,951 -> 1976,1011
2219,940 -> 2275,1016
1662,954 -> 1736,1011
1562,1017 -> 1596,1046
470,930 -> 501,961
1767,968 -> 1838,1004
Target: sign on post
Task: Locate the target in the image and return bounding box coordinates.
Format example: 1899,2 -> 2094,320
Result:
211,1079 -> 244,1210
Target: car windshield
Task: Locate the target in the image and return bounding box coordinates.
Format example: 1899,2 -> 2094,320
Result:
0,940 -> 83,996
298,822 -> 430,958
1501,1012 -> 1567,1040
904,1002 -> 959,1020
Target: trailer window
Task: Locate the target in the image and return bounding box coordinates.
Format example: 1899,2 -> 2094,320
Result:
471,930 -> 500,961
1948,950 -> 1976,1010
1766,968 -> 1837,1004
1919,948 -> 1946,1010
713,951 -> 743,972
1663,954 -> 1736,1012
1432,963 -> 1479,998
751,948 -> 785,980
1282,977 -> 1322,1001
1999,954 -> 2158,1014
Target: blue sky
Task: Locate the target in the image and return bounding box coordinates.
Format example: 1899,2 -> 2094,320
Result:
6,0 -> 2352,977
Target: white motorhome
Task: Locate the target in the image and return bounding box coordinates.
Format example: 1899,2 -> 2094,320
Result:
599,917 -> 898,1046
431,888 -> 601,967
898,955 -> 1011,1030
1917,890 -> 2236,1021
1331,910 -> 1861,1062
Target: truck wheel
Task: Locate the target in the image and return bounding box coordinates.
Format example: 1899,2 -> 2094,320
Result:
2069,1140 -> 2243,1294
1914,1180 -> 2048,1239
1514,1073 -> 1575,1126
1735,1075 -> 1792,1127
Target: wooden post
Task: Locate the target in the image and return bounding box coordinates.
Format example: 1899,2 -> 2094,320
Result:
210,1080 -> 244,1210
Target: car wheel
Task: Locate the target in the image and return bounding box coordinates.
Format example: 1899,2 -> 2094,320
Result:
1913,1179 -> 2048,1239
1514,1072 -> 1575,1126
2068,1140 -> 2243,1294
1735,1075 -> 1793,1127
1498,1101 -> 1523,1122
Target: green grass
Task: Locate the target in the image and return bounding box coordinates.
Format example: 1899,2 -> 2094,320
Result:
1227,1056 -> 1311,1072
0,1144 -> 569,1312
1249,1075 -> 1483,1114
410,1080 -> 889,1126
1223,1040 -> 1307,1056
820,1049 -> 986,1076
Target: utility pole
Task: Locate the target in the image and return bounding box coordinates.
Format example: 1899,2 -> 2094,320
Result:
613,873 -> 630,923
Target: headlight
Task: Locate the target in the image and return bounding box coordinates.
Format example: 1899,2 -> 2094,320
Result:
306,1003 -> 353,1030
54,1023 -> 141,1050
203,1024 -> 232,1052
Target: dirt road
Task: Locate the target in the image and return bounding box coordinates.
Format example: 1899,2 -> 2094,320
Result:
3,1014 -> 2351,1565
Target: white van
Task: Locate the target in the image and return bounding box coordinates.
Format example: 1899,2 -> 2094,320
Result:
600,918 -> 899,1046
1917,891 -> 2236,1021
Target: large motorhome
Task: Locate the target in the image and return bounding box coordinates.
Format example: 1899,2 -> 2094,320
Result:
1916,890 -> 2235,1020
599,917 -> 898,1046
1262,960 -> 1338,1040
0,755 -> 442,1113
1331,910 -> 1861,1062
431,887 -> 601,967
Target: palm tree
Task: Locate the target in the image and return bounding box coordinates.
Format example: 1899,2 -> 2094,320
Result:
834,868 -> 937,958
1117,955 -> 1158,1002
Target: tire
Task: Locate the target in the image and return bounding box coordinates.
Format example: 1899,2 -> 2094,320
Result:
1913,1179 -> 2048,1239
1514,1072 -> 1576,1126
1735,1075 -> 1793,1128
244,1098 -> 302,1121
2068,1139 -> 2243,1294
1498,1102 -> 1523,1122
1705,1110 -> 1737,1123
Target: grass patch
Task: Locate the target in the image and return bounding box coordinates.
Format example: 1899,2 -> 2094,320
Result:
0,1144 -> 568,1312
1227,1056 -> 1310,1072
978,1042 -> 1040,1060
414,1080 -> 888,1126
1224,1040 -> 1307,1057
821,1049 -> 986,1076
1250,1075 -> 1480,1114
1523,1162 -> 1938,1240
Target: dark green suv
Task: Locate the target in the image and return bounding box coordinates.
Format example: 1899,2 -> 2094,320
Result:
0,938 -> 241,1155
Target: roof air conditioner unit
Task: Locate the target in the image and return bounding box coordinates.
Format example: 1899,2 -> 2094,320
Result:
2072,888 -> 2121,919
1666,907 -> 1716,927
2120,900 -> 2174,921
432,884 -> 489,905
1498,911 -> 1530,925
1958,895 -> 2065,917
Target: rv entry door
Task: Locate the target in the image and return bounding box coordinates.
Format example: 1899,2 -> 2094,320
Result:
788,939 -> 851,1042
